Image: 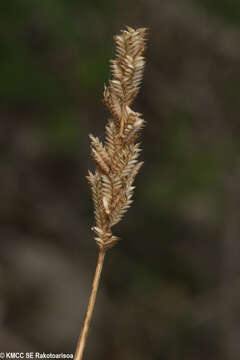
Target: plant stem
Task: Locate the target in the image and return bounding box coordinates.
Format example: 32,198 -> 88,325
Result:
74,249 -> 106,360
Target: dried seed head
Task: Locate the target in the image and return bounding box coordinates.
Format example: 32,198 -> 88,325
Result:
88,26 -> 148,250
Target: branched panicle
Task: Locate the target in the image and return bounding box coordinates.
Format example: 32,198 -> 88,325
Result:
87,26 -> 148,250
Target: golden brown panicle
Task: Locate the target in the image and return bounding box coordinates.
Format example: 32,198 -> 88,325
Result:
87,26 -> 147,250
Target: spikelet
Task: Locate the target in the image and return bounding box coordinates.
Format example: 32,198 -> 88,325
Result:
87,26 -> 148,250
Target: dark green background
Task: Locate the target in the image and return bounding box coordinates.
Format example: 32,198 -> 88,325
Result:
1,0 -> 240,359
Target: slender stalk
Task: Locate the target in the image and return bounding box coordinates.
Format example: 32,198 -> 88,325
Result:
74,249 -> 106,360
74,26 -> 147,359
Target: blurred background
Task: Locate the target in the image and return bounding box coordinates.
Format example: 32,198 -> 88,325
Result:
1,0 -> 240,359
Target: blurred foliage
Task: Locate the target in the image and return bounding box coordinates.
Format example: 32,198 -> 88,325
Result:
44,109 -> 81,153
0,0 -> 115,102
196,0 -> 240,24
143,109 -> 224,218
